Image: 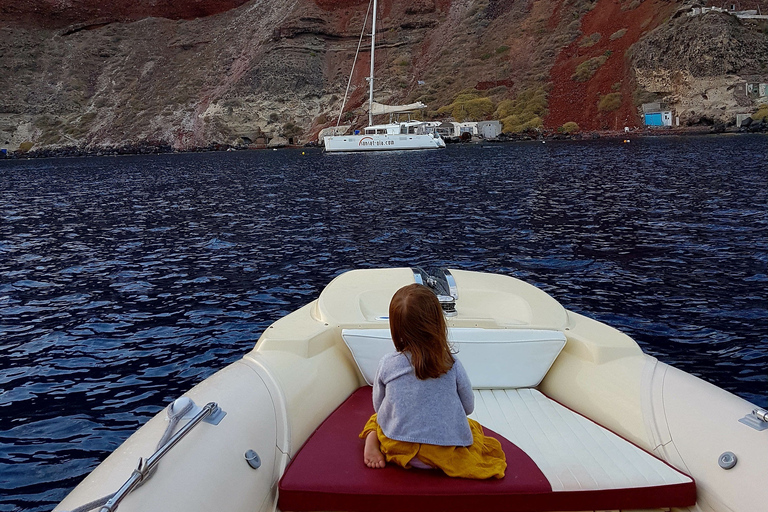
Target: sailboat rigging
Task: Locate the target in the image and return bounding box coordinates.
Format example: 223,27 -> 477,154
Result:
323,0 -> 445,152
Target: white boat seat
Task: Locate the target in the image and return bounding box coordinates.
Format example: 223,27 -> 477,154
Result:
470,388 -> 694,492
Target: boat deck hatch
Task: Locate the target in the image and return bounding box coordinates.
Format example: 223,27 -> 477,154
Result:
277,387 -> 696,512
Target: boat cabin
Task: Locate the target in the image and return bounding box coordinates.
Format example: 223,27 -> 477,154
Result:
364,121 -> 434,136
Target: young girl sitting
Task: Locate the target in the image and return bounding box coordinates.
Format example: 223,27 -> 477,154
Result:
360,283 -> 506,479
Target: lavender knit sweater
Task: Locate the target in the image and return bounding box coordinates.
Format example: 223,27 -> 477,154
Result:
372,352 -> 474,447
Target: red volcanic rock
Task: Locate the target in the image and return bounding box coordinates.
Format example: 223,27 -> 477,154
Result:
545,0 -> 678,131
0,0 -> 252,28
476,79 -> 514,91
313,0 -> 368,11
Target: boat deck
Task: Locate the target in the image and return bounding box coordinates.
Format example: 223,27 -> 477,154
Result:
278,387 -> 695,512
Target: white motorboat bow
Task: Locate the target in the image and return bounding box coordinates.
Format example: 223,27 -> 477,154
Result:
55,268 -> 767,512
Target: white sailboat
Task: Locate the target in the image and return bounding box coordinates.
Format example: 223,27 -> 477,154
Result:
323,0 -> 445,153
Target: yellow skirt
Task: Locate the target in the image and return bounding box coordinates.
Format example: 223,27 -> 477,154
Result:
360,414 -> 506,479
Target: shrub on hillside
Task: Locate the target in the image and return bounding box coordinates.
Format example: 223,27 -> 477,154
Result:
496,88 -> 546,117
610,28 -> 627,40
752,104 -> 768,122
597,92 -> 622,112
500,113 -> 544,133
621,0 -> 642,10
464,98 -> 495,119
526,116 -> 544,130
496,87 -> 548,133
282,122 -> 303,138
436,93 -> 479,117
438,93 -> 494,122
572,54 -> 608,82
580,33 -> 601,48
560,122 -> 580,134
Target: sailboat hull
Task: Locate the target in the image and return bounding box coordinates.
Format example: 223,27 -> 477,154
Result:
324,133 -> 445,152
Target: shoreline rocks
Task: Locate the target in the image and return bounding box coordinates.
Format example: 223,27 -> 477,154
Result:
3,125 -> 764,160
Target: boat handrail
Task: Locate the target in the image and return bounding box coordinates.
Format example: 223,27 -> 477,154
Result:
97,402 -> 225,512
60,399 -> 226,512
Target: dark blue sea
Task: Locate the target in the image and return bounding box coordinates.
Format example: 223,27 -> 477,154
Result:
1,135 -> 767,511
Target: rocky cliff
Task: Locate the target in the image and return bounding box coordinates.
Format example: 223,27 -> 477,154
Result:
1,0 -> 766,152
0,0 -> 253,28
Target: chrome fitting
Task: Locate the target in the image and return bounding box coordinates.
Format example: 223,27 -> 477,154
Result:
738,407 -> 768,431
437,294 -> 457,317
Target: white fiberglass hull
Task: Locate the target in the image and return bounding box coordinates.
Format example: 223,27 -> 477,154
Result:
55,268 -> 768,512
324,133 -> 445,152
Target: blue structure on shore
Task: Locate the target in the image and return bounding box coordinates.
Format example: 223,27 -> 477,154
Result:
642,103 -> 674,127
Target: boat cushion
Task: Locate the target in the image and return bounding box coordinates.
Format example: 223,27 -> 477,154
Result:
278,387 -> 696,512
342,328 -> 566,388
470,388 -> 695,493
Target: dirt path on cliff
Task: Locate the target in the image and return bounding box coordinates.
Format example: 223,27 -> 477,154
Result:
546,0 -> 678,131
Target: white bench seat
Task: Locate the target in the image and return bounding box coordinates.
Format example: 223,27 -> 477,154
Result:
470,388 -> 693,492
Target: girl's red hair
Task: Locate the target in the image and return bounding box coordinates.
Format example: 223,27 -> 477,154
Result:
389,284 -> 453,380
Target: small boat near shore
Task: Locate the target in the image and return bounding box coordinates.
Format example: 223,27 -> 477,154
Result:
55,267 -> 767,512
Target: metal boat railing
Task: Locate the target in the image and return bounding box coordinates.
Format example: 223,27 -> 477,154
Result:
96,402 -> 225,512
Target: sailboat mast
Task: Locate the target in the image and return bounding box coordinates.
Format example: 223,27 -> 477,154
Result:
368,0 -> 377,127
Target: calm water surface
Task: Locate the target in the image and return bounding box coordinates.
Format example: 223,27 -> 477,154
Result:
1,135 -> 766,511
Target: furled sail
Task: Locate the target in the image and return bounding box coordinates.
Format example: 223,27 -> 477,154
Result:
369,101 -> 427,115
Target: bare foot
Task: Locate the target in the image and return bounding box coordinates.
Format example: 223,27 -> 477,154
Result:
364,431 -> 386,469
